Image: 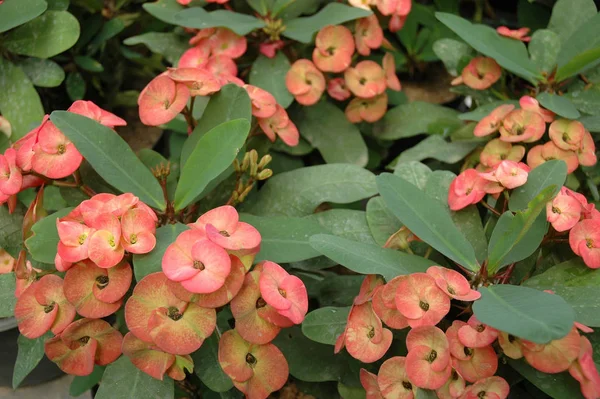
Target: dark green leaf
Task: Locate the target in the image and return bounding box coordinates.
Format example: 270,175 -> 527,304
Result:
18,58 -> 65,87
46,0 -> 69,10
25,207 -> 73,264
295,101 -> 368,167
249,53 -> 294,108
373,101 -> 459,140
366,197 -> 402,246
537,93 -> 580,119
174,119 -> 250,211
174,8 -> 265,35
548,0 -> 597,44
74,55 -> 104,72
307,209 -> 375,244
192,333 -> 233,392
50,111 -> 167,210
13,332 -> 53,389
0,272 -> 17,317
309,234 -> 435,281
143,0 -> 184,25
523,258 -> 600,327
393,161 -> 432,189
509,160 -> 567,211
567,85 -> 600,116
182,84 -> 251,167
459,100 -> 520,122
302,307 -> 350,345
509,359 -> 584,399
432,38 -> 473,76
387,135 -> 478,167
4,11 -> 80,58
474,285 -> 575,344
124,32 -> 188,66
239,214 -> 327,263
528,29 -> 561,73
282,3 -> 371,43
43,186 -> 67,211
0,0 -> 47,33
0,203 -> 25,258
66,71 -> 86,101
133,223 -> 188,282
95,356 -> 174,399
556,47 -> 600,82
70,366 -> 105,397
376,173 -> 479,271
0,58 -> 44,140
557,12 -> 600,70
242,164 -> 377,217
436,12 -> 541,83
338,383 -> 365,399
580,115 -> 600,132
88,18 -> 125,49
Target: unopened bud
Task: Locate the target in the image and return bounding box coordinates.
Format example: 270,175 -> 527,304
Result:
233,159 -> 241,173
250,162 -> 258,178
231,191 -> 239,202
258,154 -> 272,169
238,185 -> 254,202
235,179 -> 244,193
241,153 -> 251,172
249,149 -> 258,165
256,169 -> 273,181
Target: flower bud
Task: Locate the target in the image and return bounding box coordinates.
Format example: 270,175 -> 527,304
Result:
258,154 -> 272,169
256,169 -> 273,181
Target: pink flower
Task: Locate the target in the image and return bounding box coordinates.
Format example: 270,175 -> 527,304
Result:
499,109 -> 546,143
395,273 -> 450,327
57,220 -> 95,263
479,139 -> 525,168
67,101 -> 126,128
205,55 -> 238,85
479,160 -> 529,191
549,119 -> 585,151
87,213 -> 125,268
377,357 -> 416,398
312,25 -> 355,73
497,26 -> 531,42
257,105 -> 299,146
527,141 -> 579,173
383,53 -> 401,91
344,61 -> 386,99
570,219 -> 600,268
258,261 -> 308,324
426,266 -> 481,301
458,315 -> 499,348
474,104 -> 515,137
327,77 -> 351,101
461,376 -> 510,399
138,75 -> 190,126
120,208 -> 157,254
189,205 -> 261,251
448,169 -> 486,211
259,40 -> 284,58
178,46 -> 210,69
166,68 -> 220,97
0,148 -> 22,196
405,326 -> 452,390
578,130 -> 597,167
547,187 -> 582,232
345,93 -> 388,123
344,302 -> 393,363
355,15 -> 383,56
31,117 -> 83,179
244,84 -> 277,119
207,28 -> 247,59
451,57 -> 501,90
519,95 -> 555,123
286,59 -> 325,106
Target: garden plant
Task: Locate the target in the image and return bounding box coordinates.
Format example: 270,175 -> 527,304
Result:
0,0 -> 600,398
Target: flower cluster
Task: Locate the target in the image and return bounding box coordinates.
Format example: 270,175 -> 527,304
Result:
138,27 -> 299,146
285,22 -> 401,123
348,0 -> 412,32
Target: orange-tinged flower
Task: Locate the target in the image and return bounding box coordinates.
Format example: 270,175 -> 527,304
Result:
259,40 -> 284,58
244,84 -> 277,119
461,376 -> 510,399
479,139 -> 525,168
360,369 -> 384,399
138,75 -> 190,126
377,356 -> 417,399
389,13 -> 408,32
570,219 -> 600,269
312,25 -> 355,73
67,100 -> 126,128
497,331 -> 523,359
259,261 -> 308,324
578,130 -> 597,167
519,96 -> 555,123
120,207 -> 157,254
395,273 -> 450,328
497,26 -> 531,42
208,28 -> 247,59
549,119 -> 585,151
345,302 -> 393,363
205,55 -> 239,85
31,118 -> 83,179
458,315 -> 499,348
355,15 -> 384,56
327,77 -> 351,101
426,266 -> 481,301
498,109 -> 546,143
0,149 -> 22,196
383,53 -> 401,91
257,105 -> 299,146
436,369 -> 465,399
547,187 -> 582,232
521,326 -> 580,373
448,169 -> 486,211
87,213 -> 125,268
372,281 -> 409,329
473,104 -> 515,137
527,141 -> 579,173
354,274 -> 385,305
405,326 -> 452,390
166,67 -> 220,97
479,160 -> 529,191
345,60 -> 386,98
0,249 -> 14,274
452,344 -> 498,383
569,336 -> 600,399
345,93 -> 388,123
178,46 -> 210,69
452,57 -> 501,90
286,59 -> 325,106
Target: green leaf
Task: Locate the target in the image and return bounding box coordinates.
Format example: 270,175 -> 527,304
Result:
523,258 -> 600,327
567,85 -> 600,116
0,204 -> 25,258
70,366 -> 105,397
66,71 -> 86,101
143,0 -> 184,25
89,18 -> 125,49
295,102 -> 368,167
282,3 -> 371,43
435,12 -> 541,83
133,223 -> 188,282
488,188 -> 554,272
25,207 -> 73,264
338,383 -> 366,399
473,285 -> 575,344
0,272 -> 17,317
373,101 -> 459,140
509,359 -> 584,399
548,0 -> 597,44
181,84 -> 251,167
376,173 -> 479,271
249,53 -> 294,109
432,38 -> 473,76
556,47 -> 600,82
124,32 -> 188,66
0,58 -> 44,140
302,307 -> 350,345
459,100 -> 520,122
307,209 -> 375,244
242,164 -> 377,217
4,11 -> 80,58
580,115 -> 600,132
95,356 -> 174,399
46,0 -> 69,11
50,111 -> 167,210
0,0 -> 47,33
17,58 -> 65,87
13,332 -> 53,389
74,55 -> 104,72
309,234 -> 435,281
174,119 -> 250,211
393,161 -> 432,189
239,214 -> 327,263
528,29 -> 561,73
509,160 -> 567,211
366,197 -> 402,246
388,135 -> 479,167
557,12 -> 600,69
174,8 -> 265,35
192,333 -> 233,392
536,93 -> 580,119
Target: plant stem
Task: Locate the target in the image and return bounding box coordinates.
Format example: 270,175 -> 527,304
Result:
480,200 -> 502,216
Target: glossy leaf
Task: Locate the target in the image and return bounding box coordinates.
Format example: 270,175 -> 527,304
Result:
142,0 -> 184,25
70,366 -> 105,397
249,53 -> 294,109
436,12 -> 541,83
0,203 -> 26,258
376,173 -> 479,271
66,71 -> 86,101
548,0 -> 597,44
239,214 -> 327,263
124,32 -> 188,66
282,3 -> 371,43
524,258 -> 600,327
309,234 -> 435,281
528,29 -> 561,73
509,160 -> 567,211
192,333 -> 233,392
366,197 -> 402,246
0,58 -> 44,140
13,332 -> 53,389
133,223 -> 188,282
580,115 -> 600,132
556,12 -> 600,68
74,55 -> 104,73
0,0 -> 47,33
474,285 -> 575,344
373,101 -> 459,140
25,207 -> 73,264
174,119 -> 250,211
432,38 -> 473,76
556,47 -> 600,82
393,161 -> 432,189
50,111 -> 166,210
242,164 -> 377,217
509,359 -> 584,399
295,101 -> 368,167
0,272 -> 16,317
95,356 -> 174,399
18,58 -> 65,88
4,11 -> 80,58
174,7 -> 265,35
537,93 -> 580,119
388,135 -> 479,167
567,86 -> 600,116
302,307 -> 351,345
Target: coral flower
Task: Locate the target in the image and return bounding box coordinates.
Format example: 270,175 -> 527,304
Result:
480,139 -> 525,168
259,261 -> 308,324
497,26 -> 531,42
189,205 -> 261,251
547,187 -> 582,232
570,219 -> 600,268
499,109 -> 546,143
178,46 -> 210,69
345,93 -> 388,123
244,84 -> 277,119
479,160 -> 529,191
448,169 -> 486,211
519,95 -> 555,122
257,105 -> 299,146
474,104 -> 515,137
327,77 -> 351,101
426,266 -> 481,301
458,315 -> 499,348
395,273 -> 450,327
31,118 -> 83,179
497,331 -> 523,359
360,368 -> 384,399
355,15 -> 383,56
344,302 -> 393,363
452,344 -> 498,383
549,119 -> 585,151
259,40 -> 284,58
344,61 -> 386,98
87,214 -> 125,268
405,326 -> 452,390
383,53 -> 401,91
578,130 -> 597,167
286,59 -> 326,106
67,100 -> 126,128
372,281 -> 409,329
312,25 -> 355,73
205,55 -> 239,85
167,68 -> 220,97
0,148 -> 22,195
377,357 -> 417,398
527,141 -> 579,173
521,327 -> 580,373
208,28 -> 247,59
461,376 -> 510,399
138,75 -> 190,126
452,57 -> 501,90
